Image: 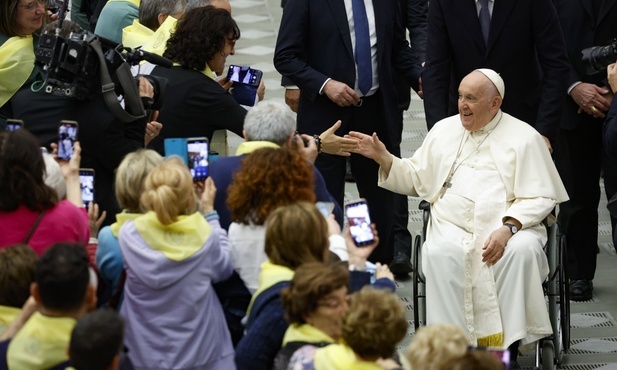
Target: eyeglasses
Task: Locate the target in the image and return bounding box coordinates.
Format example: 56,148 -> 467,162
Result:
17,0 -> 44,11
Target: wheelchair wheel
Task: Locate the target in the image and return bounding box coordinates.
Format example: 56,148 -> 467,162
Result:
412,234 -> 426,330
540,340 -> 556,370
559,234 -> 571,352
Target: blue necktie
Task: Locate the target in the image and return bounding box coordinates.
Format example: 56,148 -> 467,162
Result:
479,0 -> 490,46
352,0 -> 372,95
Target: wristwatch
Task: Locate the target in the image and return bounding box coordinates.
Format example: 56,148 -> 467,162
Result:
504,222 -> 518,235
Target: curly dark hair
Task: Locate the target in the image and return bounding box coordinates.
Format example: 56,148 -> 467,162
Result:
227,147 -> 316,225
163,5 -> 240,71
0,129 -> 58,212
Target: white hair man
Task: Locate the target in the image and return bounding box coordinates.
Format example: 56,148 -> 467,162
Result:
349,69 -> 568,368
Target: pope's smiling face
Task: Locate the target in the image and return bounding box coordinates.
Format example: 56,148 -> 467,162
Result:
457,72 -> 501,132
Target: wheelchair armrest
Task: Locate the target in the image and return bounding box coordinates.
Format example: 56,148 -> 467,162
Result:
419,200 -> 430,211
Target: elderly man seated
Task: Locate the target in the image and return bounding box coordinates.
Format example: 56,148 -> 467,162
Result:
349,69 -> 568,366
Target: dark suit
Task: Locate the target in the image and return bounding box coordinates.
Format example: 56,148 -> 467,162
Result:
274,0 -> 422,263
554,0 -> 617,280
148,66 -> 247,155
209,153 -> 343,230
422,0 -> 569,143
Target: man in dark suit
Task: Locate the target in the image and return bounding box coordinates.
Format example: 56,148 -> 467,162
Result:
274,0 -> 422,264
422,0 -> 569,149
553,0 -> 617,301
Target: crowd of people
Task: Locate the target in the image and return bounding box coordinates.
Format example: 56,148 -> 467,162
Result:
1,0 -> 617,368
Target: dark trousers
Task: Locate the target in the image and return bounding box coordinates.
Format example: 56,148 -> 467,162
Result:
555,123 -> 617,280
314,92 -> 398,263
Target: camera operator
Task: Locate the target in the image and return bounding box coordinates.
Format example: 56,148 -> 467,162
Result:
554,1 -> 617,300
10,20 -> 157,227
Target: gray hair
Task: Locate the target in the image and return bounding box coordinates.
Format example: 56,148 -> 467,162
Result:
243,100 -> 297,145
42,153 -> 66,199
139,0 -> 187,31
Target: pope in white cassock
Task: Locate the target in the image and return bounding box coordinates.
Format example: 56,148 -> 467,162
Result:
348,69 -> 569,350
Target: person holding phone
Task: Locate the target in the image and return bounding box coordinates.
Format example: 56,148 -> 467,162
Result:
0,129 -> 89,255
118,159 -> 234,369
147,6 -> 265,154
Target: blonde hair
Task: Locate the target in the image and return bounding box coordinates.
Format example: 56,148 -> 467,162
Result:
140,159 -> 196,224
115,150 -> 164,212
406,323 -> 469,370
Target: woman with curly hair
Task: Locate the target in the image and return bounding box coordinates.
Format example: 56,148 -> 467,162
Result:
148,5 -> 264,154
226,146 -> 317,294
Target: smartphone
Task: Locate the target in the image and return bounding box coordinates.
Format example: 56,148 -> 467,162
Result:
79,168 -> 95,209
164,138 -> 188,165
187,137 -> 209,182
344,198 -> 375,247
226,65 -> 263,87
6,119 -> 24,132
316,201 -> 335,218
468,347 -> 510,370
57,120 -> 78,161
226,65 -> 263,106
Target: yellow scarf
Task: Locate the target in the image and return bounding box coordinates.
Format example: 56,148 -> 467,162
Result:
247,261 -> 294,315
133,211 -> 211,261
282,323 -> 336,346
110,211 -> 141,237
122,19 -> 154,48
0,305 -> 21,337
0,35 -> 35,107
7,312 -> 76,370
235,141 -> 281,156
313,344 -> 382,370
140,16 -> 178,56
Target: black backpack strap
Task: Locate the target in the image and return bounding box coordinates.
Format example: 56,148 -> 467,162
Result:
108,269 -> 127,310
23,210 -> 46,244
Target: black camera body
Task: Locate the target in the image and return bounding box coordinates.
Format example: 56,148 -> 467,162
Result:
36,29 -> 100,100
581,39 -> 617,74
35,22 -> 170,121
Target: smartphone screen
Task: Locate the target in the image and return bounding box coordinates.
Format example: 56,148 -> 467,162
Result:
79,169 -> 95,209
6,119 -> 24,132
187,137 -> 209,182
344,199 -> 375,247
227,65 -> 263,87
57,121 -> 78,161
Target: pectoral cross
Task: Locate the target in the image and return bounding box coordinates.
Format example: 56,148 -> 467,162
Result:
439,175 -> 453,199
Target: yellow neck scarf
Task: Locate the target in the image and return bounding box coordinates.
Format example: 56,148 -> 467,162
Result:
0,305 -> 21,337
0,35 -> 35,107
7,312 -> 76,370
140,15 -> 178,56
133,211 -> 212,261
313,344 -> 382,370
235,141 -> 281,156
110,211 -> 141,237
247,261 -> 294,315
282,323 -> 336,346
122,19 -> 154,49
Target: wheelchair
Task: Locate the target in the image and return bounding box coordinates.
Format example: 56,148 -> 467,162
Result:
411,201 -> 570,370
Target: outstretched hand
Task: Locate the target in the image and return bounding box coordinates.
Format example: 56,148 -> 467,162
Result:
345,131 -> 393,175
319,120 -> 359,156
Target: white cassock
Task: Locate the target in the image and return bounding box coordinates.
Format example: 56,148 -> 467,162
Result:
379,111 -> 569,348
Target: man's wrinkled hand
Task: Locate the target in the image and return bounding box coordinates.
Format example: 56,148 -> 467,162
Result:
571,82 -> 610,118
482,226 -> 511,265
